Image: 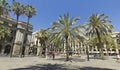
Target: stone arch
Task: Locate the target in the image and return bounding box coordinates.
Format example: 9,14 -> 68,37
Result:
4,44 -> 11,55
0,44 -> 2,53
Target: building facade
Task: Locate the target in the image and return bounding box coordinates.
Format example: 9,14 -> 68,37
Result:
31,30 -> 120,55
0,16 -> 33,55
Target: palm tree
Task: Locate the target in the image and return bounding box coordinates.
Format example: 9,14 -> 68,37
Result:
35,32 -> 40,56
103,35 -> 116,56
10,1 -> 25,57
49,33 -> 65,52
0,0 -> 11,16
49,13 -> 83,61
20,5 -> 36,57
0,26 -> 11,53
25,5 -> 36,24
85,14 -> 113,59
35,29 -> 50,58
89,34 -> 115,56
0,26 -> 11,40
89,35 -> 98,48
12,1 -> 25,25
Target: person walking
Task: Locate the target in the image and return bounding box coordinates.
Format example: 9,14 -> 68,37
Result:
22,46 -> 25,57
52,52 -> 55,60
117,54 -> 120,61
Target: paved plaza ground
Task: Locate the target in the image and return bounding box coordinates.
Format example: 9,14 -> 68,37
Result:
0,55 -> 120,70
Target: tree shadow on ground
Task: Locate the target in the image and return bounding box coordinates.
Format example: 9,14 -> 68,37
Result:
10,64 -> 115,70
10,63 -> 76,70
79,67 -> 115,70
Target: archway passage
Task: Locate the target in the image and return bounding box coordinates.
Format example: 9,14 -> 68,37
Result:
119,50 -> 120,54
4,45 -> 11,55
0,44 -> 2,53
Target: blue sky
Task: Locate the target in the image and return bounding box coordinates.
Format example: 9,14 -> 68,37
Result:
8,0 -> 120,32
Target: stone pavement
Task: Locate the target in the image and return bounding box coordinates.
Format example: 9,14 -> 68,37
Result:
0,55 -> 120,70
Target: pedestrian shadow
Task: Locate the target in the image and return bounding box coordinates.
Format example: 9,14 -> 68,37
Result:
79,67 -> 115,70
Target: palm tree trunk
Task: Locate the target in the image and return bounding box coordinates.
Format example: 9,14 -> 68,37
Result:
95,28 -> 104,59
10,15 -> 19,57
86,45 -> 89,61
96,29 -> 104,59
99,46 -> 104,59
45,43 -> 48,59
65,36 -> 69,61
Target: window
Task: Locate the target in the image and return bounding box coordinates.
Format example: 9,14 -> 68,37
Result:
112,49 -> 116,51
103,49 -> 105,51
4,21 -> 8,24
117,39 -> 120,44
93,49 -> 96,51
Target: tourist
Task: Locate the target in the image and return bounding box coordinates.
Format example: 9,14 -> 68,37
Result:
117,54 -> 120,61
52,52 -> 55,60
22,46 -> 25,57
